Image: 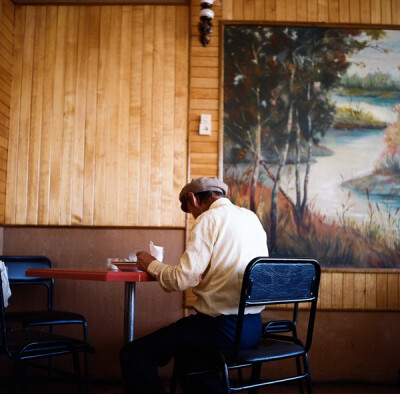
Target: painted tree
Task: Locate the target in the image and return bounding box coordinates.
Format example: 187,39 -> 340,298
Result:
223,25 -> 386,253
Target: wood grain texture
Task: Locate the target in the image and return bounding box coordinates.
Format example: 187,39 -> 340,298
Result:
6,4 -> 188,227
0,0 -> 14,223
186,0 -> 400,311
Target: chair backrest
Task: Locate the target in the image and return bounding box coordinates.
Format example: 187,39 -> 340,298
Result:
0,256 -> 54,310
234,257 -> 321,357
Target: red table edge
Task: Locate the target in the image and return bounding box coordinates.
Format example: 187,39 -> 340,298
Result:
25,267 -> 155,282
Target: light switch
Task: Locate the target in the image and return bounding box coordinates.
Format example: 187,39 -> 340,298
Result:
199,114 -> 211,135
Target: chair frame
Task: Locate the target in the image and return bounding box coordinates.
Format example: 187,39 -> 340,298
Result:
171,257 -> 321,394
2,256 -> 87,341
1,272 -> 94,394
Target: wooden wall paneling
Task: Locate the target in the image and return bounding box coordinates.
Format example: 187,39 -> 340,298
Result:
71,7 -> 89,225
127,6 -> 143,225
339,0 -> 350,22
349,0 -> 361,23
150,6 -> 165,227
360,0 -> 371,23
253,0 -> 265,20
161,6 -> 175,225
328,0 -> 340,21
376,273 -> 388,308
27,6 -> 46,224
306,0 -> 318,22
296,0 -> 308,21
173,5 -> 189,223
115,6 -> 131,226
82,6 -> 99,226
37,7 -> 56,223
263,0 -> 276,20
354,272 -> 366,309
6,6 -> 24,224
381,0 -> 392,23
0,0 -> 13,224
60,6 -> 78,225
393,0 -> 400,24
370,0 -> 382,23
93,6 -> 110,225
275,0 -> 286,20
331,272 -> 343,308
105,6 -> 122,225
7,4 -> 187,227
317,0 -> 329,22
16,7 -> 35,224
365,272 -> 377,309
139,5 -> 154,226
49,6 -> 67,224
387,273 -> 399,309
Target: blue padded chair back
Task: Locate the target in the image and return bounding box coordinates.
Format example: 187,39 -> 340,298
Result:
1,256 -> 52,281
234,257 -> 320,358
245,259 -> 319,305
1,256 -> 54,310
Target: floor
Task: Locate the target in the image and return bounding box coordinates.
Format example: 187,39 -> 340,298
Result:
0,379 -> 399,394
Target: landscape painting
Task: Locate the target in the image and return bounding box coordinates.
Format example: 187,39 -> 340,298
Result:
222,23 -> 400,268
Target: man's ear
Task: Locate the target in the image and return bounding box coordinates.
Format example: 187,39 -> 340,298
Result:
187,192 -> 199,208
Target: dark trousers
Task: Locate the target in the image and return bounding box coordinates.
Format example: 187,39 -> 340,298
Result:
120,312 -> 262,394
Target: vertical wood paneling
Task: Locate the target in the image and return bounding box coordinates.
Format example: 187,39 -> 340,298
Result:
127,6 -> 143,225
0,0 -> 14,224
82,6 -> 99,226
7,4 -> 188,228
187,0 -> 400,311
27,6 -> 45,224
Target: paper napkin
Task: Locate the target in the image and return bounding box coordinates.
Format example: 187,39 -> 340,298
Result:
0,260 -> 11,307
149,241 -> 164,262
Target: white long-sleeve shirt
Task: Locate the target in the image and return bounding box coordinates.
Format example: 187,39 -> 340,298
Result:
148,198 -> 269,316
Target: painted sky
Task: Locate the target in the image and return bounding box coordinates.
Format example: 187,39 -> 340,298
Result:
346,30 -> 400,79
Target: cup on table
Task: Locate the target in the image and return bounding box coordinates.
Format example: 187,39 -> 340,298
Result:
128,249 -> 142,263
107,258 -> 119,270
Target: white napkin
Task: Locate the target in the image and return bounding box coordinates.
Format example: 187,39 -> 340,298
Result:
0,260 -> 11,308
149,241 -> 164,262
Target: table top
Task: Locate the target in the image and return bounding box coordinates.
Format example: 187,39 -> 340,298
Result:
25,267 -> 155,282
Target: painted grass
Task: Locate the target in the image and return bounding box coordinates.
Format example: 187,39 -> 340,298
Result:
226,173 -> 400,268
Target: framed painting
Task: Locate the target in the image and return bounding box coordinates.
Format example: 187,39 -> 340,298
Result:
222,22 -> 400,269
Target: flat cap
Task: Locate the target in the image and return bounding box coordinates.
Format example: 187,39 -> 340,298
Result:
179,177 -> 228,213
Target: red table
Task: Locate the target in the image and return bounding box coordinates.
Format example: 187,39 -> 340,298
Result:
25,267 -> 155,342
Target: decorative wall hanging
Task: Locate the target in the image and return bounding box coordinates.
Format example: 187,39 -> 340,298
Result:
222,22 -> 400,269
198,0 -> 215,46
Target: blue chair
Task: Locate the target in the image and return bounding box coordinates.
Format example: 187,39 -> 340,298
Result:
170,257 -> 321,394
0,267 -> 94,393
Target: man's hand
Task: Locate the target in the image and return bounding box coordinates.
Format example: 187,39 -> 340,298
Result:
136,251 -> 156,272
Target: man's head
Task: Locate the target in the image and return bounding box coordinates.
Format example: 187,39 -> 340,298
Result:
179,177 -> 228,215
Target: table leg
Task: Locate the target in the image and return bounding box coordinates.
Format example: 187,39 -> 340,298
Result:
124,281 -> 136,343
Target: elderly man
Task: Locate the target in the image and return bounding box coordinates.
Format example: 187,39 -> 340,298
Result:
120,177 -> 269,393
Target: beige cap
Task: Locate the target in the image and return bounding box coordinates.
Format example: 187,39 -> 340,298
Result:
179,177 -> 228,213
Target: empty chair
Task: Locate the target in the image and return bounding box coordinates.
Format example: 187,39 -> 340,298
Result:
0,269 -> 94,393
170,257 -> 321,394
2,256 -> 87,341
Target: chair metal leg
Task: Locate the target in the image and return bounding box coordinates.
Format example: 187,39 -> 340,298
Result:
302,353 -> 313,394
72,350 -> 83,394
249,362 -> 261,394
296,356 -> 304,394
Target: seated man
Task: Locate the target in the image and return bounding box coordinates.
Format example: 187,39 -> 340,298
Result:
120,176 -> 269,393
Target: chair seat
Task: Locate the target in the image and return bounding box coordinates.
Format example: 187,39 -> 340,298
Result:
6,310 -> 86,326
6,329 -> 94,359
234,338 -> 305,364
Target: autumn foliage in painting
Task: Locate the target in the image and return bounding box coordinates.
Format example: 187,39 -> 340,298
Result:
223,25 -> 400,268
